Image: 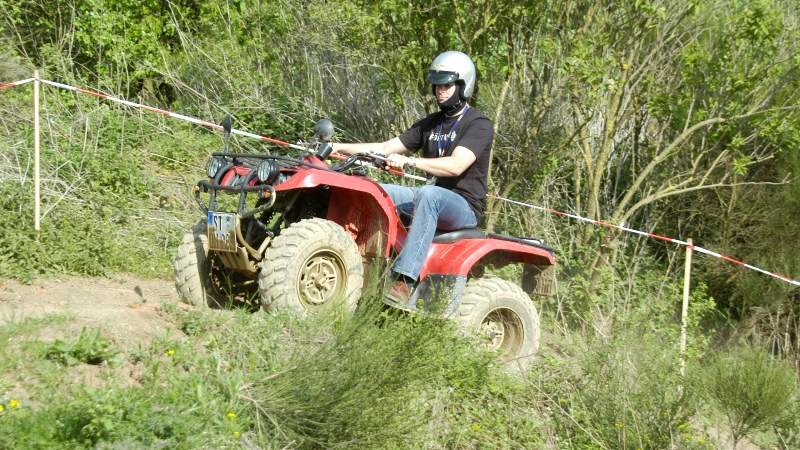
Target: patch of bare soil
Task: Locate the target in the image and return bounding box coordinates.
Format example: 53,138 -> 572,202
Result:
0,274 -> 181,349
0,275 -> 187,407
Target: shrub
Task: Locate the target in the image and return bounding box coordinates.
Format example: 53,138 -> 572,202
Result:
700,344 -> 798,449
531,331 -> 702,449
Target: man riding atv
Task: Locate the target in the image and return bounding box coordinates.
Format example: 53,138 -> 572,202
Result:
175,50 -> 555,367
333,51 -> 493,310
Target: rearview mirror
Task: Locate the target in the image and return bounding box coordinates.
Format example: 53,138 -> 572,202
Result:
221,114 -> 233,154
314,118 -> 334,142
222,114 -> 232,134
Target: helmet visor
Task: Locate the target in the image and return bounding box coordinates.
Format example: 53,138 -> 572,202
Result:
427,70 -> 459,85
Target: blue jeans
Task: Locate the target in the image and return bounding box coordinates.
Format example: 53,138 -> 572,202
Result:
381,184 -> 478,281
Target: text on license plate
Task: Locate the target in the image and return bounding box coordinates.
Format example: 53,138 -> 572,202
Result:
207,211 -> 237,252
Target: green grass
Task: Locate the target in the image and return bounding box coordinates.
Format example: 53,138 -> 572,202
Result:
0,313 -> 72,373
0,298 -> 539,449
1,295 -> 797,448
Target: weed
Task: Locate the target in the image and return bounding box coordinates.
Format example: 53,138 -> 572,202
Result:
0,313 -> 72,373
179,310 -> 212,336
43,327 -> 118,366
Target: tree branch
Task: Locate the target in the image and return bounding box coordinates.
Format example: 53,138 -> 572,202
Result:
614,105 -> 800,218
620,178 -> 790,224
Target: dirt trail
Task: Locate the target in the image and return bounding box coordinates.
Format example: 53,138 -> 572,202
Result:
0,274 -> 181,347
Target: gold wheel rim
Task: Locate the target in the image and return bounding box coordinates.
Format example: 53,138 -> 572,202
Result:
297,250 -> 346,307
480,308 -> 525,358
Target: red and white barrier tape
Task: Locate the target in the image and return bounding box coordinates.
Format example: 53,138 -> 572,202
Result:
38,79 -> 307,150
3,77 -> 798,287
37,79 -> 428,182
495,197 -> 799,287
0,78 -> 34,90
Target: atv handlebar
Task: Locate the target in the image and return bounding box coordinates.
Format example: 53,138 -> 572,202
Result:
328,151 -> 427,182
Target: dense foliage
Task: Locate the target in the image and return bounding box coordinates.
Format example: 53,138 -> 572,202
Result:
1,0 -> 799,448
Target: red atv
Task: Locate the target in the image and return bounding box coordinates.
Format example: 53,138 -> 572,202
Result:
173,117 -> 556,364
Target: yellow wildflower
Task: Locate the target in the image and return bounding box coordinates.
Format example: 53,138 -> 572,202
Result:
0,404 -> 5,412
165,349 -> 175,357
226,411 -> 236,419
9,400 -> 19,408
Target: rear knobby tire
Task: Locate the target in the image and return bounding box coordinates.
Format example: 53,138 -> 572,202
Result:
173,221 -> 219,307
258,218 -> 363,313
456,277 -> 541,370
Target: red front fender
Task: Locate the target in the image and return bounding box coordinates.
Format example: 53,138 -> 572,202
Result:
275,168 -> 405,256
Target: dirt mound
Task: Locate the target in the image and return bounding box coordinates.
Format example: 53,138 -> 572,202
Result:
0,274 -> 181,348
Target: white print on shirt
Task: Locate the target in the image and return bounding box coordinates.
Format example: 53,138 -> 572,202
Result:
430,129 -> 458,157
429,130 -> 458,143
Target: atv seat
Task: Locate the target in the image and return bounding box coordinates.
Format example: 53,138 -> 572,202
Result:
432,228 -> 486,243
432,228 -> 555,253
488,233 -> 555,253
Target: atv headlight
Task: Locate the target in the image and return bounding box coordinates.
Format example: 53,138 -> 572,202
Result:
257,159 -> 279,184
207,157 -> 224,178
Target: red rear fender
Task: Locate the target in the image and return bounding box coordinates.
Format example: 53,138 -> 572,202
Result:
420,238 -> 555,278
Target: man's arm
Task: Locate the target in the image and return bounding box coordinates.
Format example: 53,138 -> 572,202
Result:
386,146 -> 476,177
331,137 -> 408,156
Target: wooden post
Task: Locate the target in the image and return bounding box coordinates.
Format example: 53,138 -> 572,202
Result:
33,70 -> 41,232
679,238 -> 693,377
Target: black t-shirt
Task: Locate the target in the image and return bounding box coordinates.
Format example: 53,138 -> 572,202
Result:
398,106 -> 494,221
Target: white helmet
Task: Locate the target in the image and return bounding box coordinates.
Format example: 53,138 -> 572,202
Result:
426,51 -> 476,99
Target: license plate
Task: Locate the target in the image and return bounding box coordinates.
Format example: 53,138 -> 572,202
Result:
207,211 -> 237,252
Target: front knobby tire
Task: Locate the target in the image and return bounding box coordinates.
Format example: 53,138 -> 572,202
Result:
258,218 -> 364,313
173,220 -> 258,308
456,277 -> 541,369
173,221 -> 218,307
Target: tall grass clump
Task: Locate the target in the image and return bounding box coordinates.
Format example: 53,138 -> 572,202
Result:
773,393 -> 800,449
529,331 -> 703,449
700,344 -> 798,449
245,296 -> 545,449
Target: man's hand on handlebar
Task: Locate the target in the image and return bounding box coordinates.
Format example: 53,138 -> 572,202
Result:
337,151 -> 419,177
352,151 -> 388,167
385,154 -> 415,170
